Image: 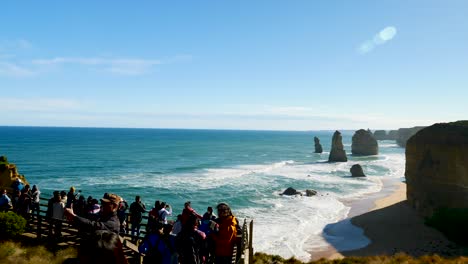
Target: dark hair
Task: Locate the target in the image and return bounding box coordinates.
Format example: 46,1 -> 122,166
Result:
79,230 -> 128,264
216,202 -> 233,217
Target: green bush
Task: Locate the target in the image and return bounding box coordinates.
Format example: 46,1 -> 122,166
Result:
0,156 -> 8,163
0,211 -> 27,239
426,208 -> 468,245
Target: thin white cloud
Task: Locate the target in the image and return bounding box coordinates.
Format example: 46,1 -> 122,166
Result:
31,57 -> 163,75
358,26 -> 397,54
0,97 -> 85,112
0,62 -> 35,77
30,55 -> 193,75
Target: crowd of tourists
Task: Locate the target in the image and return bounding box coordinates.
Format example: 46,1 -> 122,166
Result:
1,183 -> 242,264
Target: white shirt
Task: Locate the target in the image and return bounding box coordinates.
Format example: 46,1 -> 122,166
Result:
52,201 -> 65,220
158,207 -> 172,224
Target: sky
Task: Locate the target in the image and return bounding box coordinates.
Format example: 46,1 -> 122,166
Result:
1,1 -> 467,131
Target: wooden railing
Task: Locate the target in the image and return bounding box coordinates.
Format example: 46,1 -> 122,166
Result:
234,219 -> 254,264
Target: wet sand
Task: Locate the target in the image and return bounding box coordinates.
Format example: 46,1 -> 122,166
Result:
311,180 -> 462,260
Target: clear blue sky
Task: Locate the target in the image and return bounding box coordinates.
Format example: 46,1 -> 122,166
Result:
1,1 -> 467,130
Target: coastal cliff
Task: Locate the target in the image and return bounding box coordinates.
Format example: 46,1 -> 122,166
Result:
0,156 -> 29,191
405,121 -> 468,217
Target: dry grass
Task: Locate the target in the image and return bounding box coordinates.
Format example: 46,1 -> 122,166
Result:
253,252 -> 468,264
0,241 -> 77,264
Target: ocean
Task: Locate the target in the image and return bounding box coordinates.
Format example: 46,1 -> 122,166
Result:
0,126 -> 405,260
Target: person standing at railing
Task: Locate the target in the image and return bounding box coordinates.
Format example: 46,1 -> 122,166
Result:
129,195 -> 147,240
49,191 -> 65,239
158,202 -> 172,225
31,185 -> 40,216
66,186 -> 78,208
16,185 -> 32,221
181,201 -> 202,225
213,203 -> 239,264
64,193 -> 121,234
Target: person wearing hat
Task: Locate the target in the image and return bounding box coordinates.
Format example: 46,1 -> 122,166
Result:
64,193 -> 121,234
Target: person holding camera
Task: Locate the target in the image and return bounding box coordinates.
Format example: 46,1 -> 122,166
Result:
158,202 -> 172,225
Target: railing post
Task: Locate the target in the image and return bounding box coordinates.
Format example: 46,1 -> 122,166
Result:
249,220 -> 253,264
37,214 -> 42,239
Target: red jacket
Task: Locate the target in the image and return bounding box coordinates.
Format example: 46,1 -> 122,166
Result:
213,216 -> 238,257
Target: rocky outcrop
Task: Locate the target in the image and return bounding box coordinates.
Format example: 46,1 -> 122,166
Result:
388,130 -> 398,140
305,189 -> 317,196
0,156 -> 29,191
314,137 -> 323,153
397,126 -> 425,147
350,164 -> 365,177
352,129 -> 378,155
328,131 -> 347,162
281,187 -> 301,196
405,121 -> 468,217
373,130 -> 387,140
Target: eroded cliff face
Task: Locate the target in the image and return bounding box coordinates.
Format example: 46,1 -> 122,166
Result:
405,121 -> 468,217
0,156 -> 29,191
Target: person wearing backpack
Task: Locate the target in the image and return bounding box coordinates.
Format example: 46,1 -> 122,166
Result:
175,214 -> 206,264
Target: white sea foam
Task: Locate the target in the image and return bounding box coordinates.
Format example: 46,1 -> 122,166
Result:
237,195 -> 350,260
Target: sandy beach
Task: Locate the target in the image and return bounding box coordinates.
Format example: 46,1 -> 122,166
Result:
312,180 -> 463,260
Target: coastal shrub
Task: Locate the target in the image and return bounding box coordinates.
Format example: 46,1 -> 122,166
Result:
253,252 -> 468,264
0,156 -> 8,171
426,208 -> 468,245
0,211 -> 27,239
0,241 -> 77,264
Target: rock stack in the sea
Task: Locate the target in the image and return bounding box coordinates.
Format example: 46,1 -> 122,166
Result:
373,130 -> 387,140
328,131 -> 347,162
314,136 -> 323,153
350,164 -> 365,177
373,129 -> 400,140
397,126 -> 425,147
405,121 -> 468,217
387,130 -> 398,140
352,129 -> 378,155
0,156 -> 29,191
305,189 -> 317,196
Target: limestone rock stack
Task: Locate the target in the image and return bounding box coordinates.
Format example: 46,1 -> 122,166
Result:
314,136 -> 323,153
352,129 -> 378,155
388,130 -> 399,140
373,130 -> 387,140
405,121 -> 468,217
328,131 -> 347,162
397,126 -> 425,147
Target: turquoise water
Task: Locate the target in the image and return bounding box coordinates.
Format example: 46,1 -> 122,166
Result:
0,126 -> 405,259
